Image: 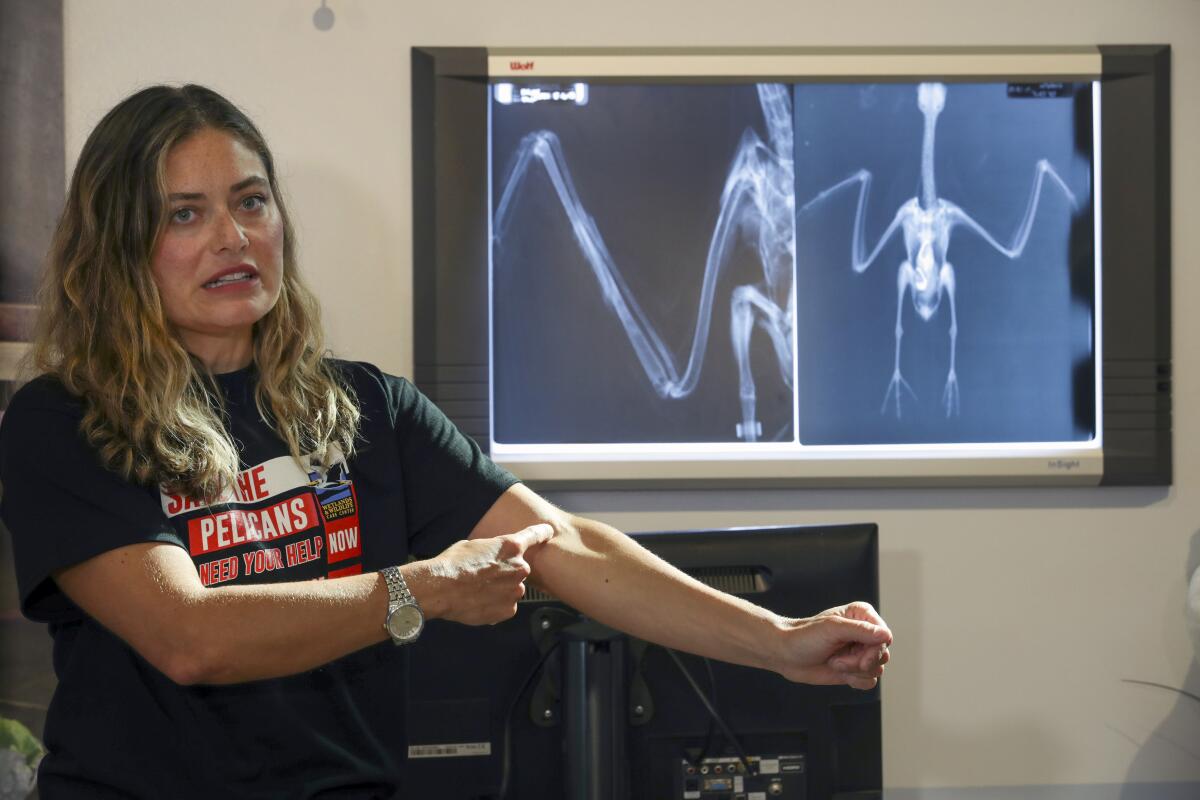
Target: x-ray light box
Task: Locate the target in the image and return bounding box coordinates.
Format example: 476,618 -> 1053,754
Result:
412,46 -> 1170,488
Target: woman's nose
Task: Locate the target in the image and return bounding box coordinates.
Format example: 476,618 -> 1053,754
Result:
213,210 -> 249,253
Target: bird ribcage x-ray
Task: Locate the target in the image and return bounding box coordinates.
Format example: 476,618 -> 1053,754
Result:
490,82 -> 1096,446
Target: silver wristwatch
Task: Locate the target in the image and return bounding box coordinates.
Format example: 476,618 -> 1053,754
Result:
380,565 -> 424,645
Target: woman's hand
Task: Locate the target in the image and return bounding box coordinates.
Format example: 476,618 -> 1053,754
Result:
422,523 -> 557,626
771,602 -> 892,690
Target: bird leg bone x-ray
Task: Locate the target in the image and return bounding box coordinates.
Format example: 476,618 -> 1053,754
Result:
494,84 -> 797,442
797,82 -> 1079,418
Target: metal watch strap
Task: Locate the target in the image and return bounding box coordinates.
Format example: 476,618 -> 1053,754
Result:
380,565 -> 413,609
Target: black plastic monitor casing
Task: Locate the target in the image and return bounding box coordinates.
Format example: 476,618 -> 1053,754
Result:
403,523 -> 881,799
411,45 -> 1171,487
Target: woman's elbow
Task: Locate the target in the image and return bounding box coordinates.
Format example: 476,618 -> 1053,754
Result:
148,632 -> 220,686
132,606 -> 224,685
159,652 -> 207,686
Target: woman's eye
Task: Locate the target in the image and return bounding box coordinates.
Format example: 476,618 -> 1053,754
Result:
240,194 -> 267,212
170,208 -> 195,224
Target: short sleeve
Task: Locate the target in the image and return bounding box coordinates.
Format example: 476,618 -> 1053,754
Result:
347,365 -> 519,558
0,378 -> 183,623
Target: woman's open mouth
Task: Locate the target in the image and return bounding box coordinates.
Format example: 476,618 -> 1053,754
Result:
203,269 -> 258,289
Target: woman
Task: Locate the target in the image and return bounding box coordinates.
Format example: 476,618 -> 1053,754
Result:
0,85 -> 891,798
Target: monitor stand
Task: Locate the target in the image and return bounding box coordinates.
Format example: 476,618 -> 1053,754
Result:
561,618 -> 631,800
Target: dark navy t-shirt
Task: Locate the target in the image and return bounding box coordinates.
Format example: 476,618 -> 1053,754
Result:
0,362 -> 517,799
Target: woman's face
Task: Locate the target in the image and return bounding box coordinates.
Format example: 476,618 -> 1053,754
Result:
150,127 -> 284,371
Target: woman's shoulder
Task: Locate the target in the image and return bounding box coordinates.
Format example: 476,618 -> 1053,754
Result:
3,374 -> 82,419
325,359 -> 428,429
0,375 -> 85,451
326,359 -> 413,399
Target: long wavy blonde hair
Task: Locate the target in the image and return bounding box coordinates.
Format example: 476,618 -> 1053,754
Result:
31,85 -> 359,501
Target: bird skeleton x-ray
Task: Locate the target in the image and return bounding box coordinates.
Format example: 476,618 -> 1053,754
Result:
798,82 -> 1080,418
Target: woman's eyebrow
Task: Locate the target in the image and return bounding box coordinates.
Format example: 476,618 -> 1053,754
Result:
167,176 -> 267,202
230,175 -> 268,193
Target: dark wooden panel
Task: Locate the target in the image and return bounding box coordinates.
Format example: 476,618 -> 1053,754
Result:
0,0 -> 64,322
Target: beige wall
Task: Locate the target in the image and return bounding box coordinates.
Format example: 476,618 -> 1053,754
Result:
64,0 -> 1200,792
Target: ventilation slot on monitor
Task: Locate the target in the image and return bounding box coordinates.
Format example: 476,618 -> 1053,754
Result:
687,566 -> 769,595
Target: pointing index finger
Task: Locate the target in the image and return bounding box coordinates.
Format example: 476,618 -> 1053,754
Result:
512,522 -> 556,552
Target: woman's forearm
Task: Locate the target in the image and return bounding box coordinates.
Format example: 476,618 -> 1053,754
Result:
526,515 -> 789,674
184,569 -> 392,684
56,541 -> 453,687
523,512 -> 891,689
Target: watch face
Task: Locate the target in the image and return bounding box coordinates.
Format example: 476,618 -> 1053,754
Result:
387,604 -> 424,643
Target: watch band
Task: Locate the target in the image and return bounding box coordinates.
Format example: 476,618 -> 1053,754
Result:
381,565 -> 414,608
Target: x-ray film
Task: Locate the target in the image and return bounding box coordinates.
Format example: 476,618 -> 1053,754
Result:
489,81 -> 1097,447
795,82 -> 1095,445
491,84 -> 796,444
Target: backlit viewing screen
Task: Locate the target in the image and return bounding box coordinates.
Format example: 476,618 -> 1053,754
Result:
489,81 -> 1098,454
